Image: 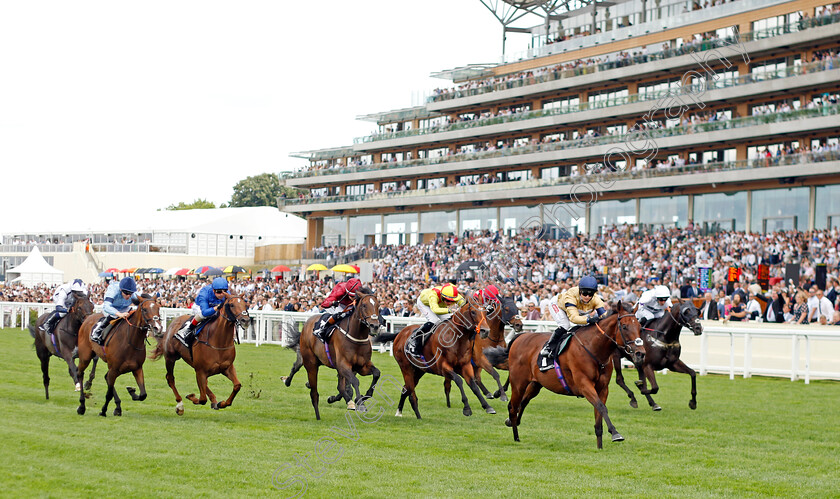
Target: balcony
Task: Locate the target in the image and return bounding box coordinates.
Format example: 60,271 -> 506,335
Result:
279,151 -> 840,212
284,103 -> 840,187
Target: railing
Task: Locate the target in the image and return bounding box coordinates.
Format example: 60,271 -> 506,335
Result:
356,56 -> 839,144
4,304 -> 838,382
282,147 -> 840,208
301,249 -> 368,265
431,12 -> 840,104
0,244 -> 74,253
287,103 -> 840,185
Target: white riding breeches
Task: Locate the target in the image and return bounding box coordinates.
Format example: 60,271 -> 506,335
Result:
416,297 -> 451,324
548,302 -> 572,330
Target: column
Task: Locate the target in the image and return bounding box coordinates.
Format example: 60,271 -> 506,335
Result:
745,191 -> 752,233
808,185 -> 816,231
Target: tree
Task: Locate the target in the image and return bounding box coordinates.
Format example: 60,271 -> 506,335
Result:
229,173 -> 281,207
165,198 -> 218,211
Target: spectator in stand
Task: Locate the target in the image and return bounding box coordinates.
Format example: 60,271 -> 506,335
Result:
525,301 -> 541,320
700,292 -> 719,320
729,294 -> 747,322
792,292 -> 810,324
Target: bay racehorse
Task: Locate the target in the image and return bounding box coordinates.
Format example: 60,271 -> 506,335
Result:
485,301 -> 645,449
443,295 -> 522,405
376,294 -> 494,418
282,287 -> 384,419
150,293 -> 251,415
29,292 -> 95,398
613,300 -> 703,411
76,295 -> 162,416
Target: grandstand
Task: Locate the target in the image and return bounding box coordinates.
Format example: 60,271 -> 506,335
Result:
280,0 -> 840,250
0,207 -> 307,283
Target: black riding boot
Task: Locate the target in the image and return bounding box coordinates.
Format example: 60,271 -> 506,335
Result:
40,311 -> 61,335
540,327 -> 567,358
90,316 -> 110,346
174,319 -> 197,348
407,322 -> 433,357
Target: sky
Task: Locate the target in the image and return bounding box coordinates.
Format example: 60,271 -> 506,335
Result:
0,1 -> 541,228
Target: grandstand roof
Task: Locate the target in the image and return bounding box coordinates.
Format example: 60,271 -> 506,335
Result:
3,207 -> 307,242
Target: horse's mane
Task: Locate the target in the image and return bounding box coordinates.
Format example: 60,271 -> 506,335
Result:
140,293 -> 153,300
357,286 -> 375,295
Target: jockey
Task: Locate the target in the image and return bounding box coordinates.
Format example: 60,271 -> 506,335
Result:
174,277 -> 229,348
407,283 -> 466,357
40,279 -> 87,337
475,284 -> 501,306
90,277 -> 137,345
539,275 -> 606,370
635,284 -> 673,327
313,277 -> 362,342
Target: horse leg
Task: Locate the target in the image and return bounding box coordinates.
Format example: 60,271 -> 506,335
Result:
612,355 -> 639,409
186,371 -> 209,405
165,357 -> 185,415
216,364 -> 242,410
669,359 -> 698,410
443,378 -> 452,408
99,368 -> 118,417
76,351 -> 92,415
126,368 -> 147,401
282,350 -> 303,387
206,383 -> 220,410
505,375 -> 530,442
327,376 -> 346,404
396,369 -> 423,419
638,365 -> 661,411
460,364 -> 495,414
62,351 -> 80,392
484,366 -> 507,402
37,345 -> 51,400
306,365 -> 321,420
447,371 -> 474,417
515,381 -> 542,427
579,382 -> 620,449
362,364 -> 381,399
85,357 -> 98,391
473,369 -> 492,398
112,383 -> 123,417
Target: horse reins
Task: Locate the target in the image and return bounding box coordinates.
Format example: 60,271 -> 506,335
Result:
572,313 -> 639,369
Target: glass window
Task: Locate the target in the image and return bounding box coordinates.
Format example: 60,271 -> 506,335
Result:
639,196 -> 688,229
322,217 -> 346,247
384,213 -> 418,246
751,187 -> 809,232
501,205 -> 541,236
420,211 -> 457,234
815,185 -> 840,230
590,199 -> 636,234
541,166 -> 560,180
348,216 -> 381,246
460,208 -> 498,233
693,191 -> 747,232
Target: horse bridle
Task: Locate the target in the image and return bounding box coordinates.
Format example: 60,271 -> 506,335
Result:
223,298 -> 251,328
644,306 -> 699,336
596,313 -> 644,356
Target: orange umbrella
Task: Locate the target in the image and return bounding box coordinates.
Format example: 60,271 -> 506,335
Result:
271,265 -> 291,272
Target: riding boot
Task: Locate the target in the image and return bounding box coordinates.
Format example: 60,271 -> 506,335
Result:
174,319 -> 198,348
90,316 -> 110,346
407,322 -> 434,358
314,314 -> 338,343
540,327 -> 567,358
639,317 -> 649,329
40,311 -> 61,334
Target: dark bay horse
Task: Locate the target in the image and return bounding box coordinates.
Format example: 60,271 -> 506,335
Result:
376,295 -> 493,418
282,288 -> 384,419
486,302 -> 645,449
76,295 -> 162,416
443,295 -> 522,405
151,294 -> 251,415
613,300 -> 703,411
29,292 -> 95,398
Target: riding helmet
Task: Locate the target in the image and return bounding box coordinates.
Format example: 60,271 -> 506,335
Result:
440,283 -> 459,301
484,284 -> 500,302
119,277 -> 137,294
212,277 -> 229,290
345,278 -> 361,297
579,276 -> 598,293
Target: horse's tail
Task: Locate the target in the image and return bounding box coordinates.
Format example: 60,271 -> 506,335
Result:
281,320 -> 302,349
149,337 -> 165,360
374,331 -> 398,344
483,345 -> 509,367
29,325 -> 37,340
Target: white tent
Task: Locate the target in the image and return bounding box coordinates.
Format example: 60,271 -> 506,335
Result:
6,246 -> 64,287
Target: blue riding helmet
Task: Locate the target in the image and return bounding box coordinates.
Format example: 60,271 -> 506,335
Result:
212,277 -> 229,291
579,276 -> 598,293
119,277 -> 137,294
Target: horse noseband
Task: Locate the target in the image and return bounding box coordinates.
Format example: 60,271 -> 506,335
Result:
634,338 -> 644,346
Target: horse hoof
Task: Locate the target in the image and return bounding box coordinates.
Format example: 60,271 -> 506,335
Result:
77,406 -> 85,415
75,383 -> 81,392
99,411 -> 106,417
347,401 -> 356,411
500,394 -> 508,402
84,392 -> 92,399
504,418 -> 512,427
356,402 -> 367,414
305,382 -> 310,389
463,408 -> 472,417
652,404 -> 662,412
485,407 -> 496,414
486,393 -> 495,399
611,433 -> 624,442
629,399 -> 638,409
395,410 -> 402,417
211,403 -> 219,410
176,401 -> 184,415
689,400 -> 697,410
113,409 -> 121,417
327,396 -> 339,404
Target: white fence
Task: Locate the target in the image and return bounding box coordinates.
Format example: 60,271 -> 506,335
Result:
3,302 -> 839,383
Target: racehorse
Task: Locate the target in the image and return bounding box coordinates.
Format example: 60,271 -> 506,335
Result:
485,301 -> 645,449
443,295 -> 522,405
76,295 -> 162,417
150,294 -> 250,415
613,300 -> 703,411
376,294 -> 494,419
282,288 -> 384,419
29,292 -> 95,398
